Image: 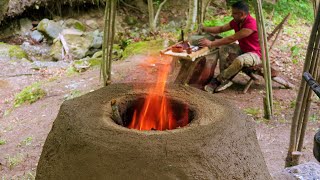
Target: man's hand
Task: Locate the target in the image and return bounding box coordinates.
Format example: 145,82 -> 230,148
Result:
199,38 -> 213,48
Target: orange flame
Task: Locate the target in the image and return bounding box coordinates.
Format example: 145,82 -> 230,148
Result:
128,56 -> 188,131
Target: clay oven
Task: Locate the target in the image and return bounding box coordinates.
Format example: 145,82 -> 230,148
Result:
36,83 -> 271,179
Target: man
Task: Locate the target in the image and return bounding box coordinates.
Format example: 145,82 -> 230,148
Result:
199,1 -> 261,93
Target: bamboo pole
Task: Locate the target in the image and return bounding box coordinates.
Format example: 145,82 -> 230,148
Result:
101,1 -> 109,85
296,31 -> 320,148
314,0 -> 320,17
101,0 -> 117,86
297,33 -> 320,151
253,0 -> 273,119
286,6 -> 320,167
259,0 -> 273,116
107,0 -> 116,83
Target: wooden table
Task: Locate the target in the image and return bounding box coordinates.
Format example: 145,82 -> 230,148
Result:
161,45 -> 219,85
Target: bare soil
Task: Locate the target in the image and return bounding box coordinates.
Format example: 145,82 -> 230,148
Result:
1,29 -> 320,179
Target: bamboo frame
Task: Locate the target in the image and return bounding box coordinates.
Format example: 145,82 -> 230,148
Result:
286,6 -> 320,167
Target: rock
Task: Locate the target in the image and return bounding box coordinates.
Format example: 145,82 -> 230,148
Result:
18,18 -> 33,36
50,39 -> 63,61
61,29 -> 84,36
92,50 -> 102,58
85,19 -> 99,30
30,30 -> 44,42
286,162 -> 320,179
71,60 -> 91,72
50,32 -> 94,61
64,34 -> 93,59
273,162 -> 320,180
63,19 -> 86,32
90,44 -> 123,61
0,42 -> 28,59
87,30 -> 102,49
31,60 -> 69,70
21,42 -> 51,61
37,19 -> 63,39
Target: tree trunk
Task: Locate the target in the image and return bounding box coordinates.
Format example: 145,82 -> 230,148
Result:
185,0 -> 198,32
148,0 -> 155,32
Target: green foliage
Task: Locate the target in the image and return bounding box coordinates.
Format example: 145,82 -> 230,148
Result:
203,16 -> 234,37
262,0 -> 313,24
66,66 -> 79,76
244,107 -> 261,117
74,21 -> 86,31
290,45 -> 301,57
290,45 -> 302,64
309,114 -> 319,122
14,82 -> 46,107
19,137 -> 33,146
64,90 -> 84,100
7,154 -> 24,170
122,39 -> 165,59
119,38 -> 132,50
0,139 -> 6,145
8,45 -> 28,59
290,100 -> 296,108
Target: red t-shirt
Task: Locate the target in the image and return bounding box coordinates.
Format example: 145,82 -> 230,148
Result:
230,14 -> 261,57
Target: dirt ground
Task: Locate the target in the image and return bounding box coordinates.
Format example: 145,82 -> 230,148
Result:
1,29 -> 320,179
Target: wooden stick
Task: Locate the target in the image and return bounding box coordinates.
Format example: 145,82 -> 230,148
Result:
243,78 -> 254,94
267,13 -> 291,41
268,14 -> 290,51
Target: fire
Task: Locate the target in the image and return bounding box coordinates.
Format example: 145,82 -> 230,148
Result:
128,56 -> 189,131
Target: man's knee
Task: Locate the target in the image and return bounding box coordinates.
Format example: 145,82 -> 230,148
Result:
231,58 -> 244,68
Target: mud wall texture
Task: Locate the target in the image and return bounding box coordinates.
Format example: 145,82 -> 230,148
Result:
36,83 -> 272,180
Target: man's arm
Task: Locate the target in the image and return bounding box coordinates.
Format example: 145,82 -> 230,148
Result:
199,28 -> 254,48
203,23 -> 232,34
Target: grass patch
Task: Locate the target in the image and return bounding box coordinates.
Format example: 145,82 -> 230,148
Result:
8,45 -> 28,59
122,39 -> 165,59
244,107 -> 261,117
261,0 -> 313,24
309,114 -> 319,122
7,154 -> 24,170
18,136 -> 33,147
64,90 -> 84,100
14,82 -> 46,107
0,139 -> 6,145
